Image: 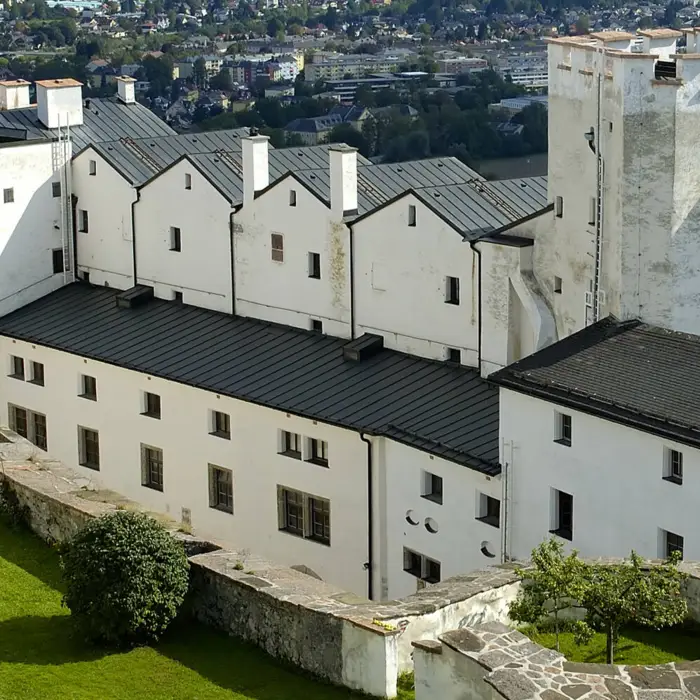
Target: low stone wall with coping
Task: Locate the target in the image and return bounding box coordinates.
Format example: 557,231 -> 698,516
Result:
0,430 -> 518,699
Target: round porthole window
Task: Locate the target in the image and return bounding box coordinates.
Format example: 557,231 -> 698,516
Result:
425,518 -> 439,534
405,510 -> 419,526
480,541 -> 496,558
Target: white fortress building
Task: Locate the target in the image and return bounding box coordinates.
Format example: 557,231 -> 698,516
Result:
1,30 -> 700,601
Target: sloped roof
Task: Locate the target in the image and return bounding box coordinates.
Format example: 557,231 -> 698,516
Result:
0,284 -> 500,474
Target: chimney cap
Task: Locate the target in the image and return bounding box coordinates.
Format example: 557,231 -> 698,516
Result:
328,143 -> 358,153
117,75 -> 137,83
0,79 -> 30,86
243,133 -> 270,143
35,78 -> 83,89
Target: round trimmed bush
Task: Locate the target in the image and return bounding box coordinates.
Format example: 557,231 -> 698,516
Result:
61,510 -> 189,647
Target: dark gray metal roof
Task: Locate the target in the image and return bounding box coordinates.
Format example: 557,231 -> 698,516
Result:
0,284 -> 500,474
490,317 -> 700,450
0,97 -> 175,151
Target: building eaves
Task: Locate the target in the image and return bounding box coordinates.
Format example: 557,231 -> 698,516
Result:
0,284 -> 500,474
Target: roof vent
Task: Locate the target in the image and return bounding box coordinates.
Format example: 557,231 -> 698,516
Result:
343,333 -> 384,363
116,285 -> 154,309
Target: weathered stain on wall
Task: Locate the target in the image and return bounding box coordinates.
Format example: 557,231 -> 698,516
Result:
329,220 -> 346,309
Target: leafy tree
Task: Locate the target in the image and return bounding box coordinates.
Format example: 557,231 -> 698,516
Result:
61,511 -> 189,648
209,69 -> 233,92
574,14 -> 589,34
509,539 -> 587,651
193,56 -> 207,88
328,122 -> 370,157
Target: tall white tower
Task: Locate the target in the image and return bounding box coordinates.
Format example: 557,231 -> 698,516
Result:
533,28 -> 700,338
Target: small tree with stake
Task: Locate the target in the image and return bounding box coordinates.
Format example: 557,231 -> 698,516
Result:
509,538 -> 587,651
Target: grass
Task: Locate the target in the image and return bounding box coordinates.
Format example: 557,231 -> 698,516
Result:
0,521 -> 415,700
524,625 -> 699,665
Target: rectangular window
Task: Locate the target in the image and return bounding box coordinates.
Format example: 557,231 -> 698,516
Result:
421,470 -> 443,504
311,319 -> 323,333
663,448 -> 683,485
170,227 -> 181,252
280,430 -> 301,459
32,412 -> 47,451
446,348 -> 461,364
52,249 -> 65,274
89,159 -> 97,176
555,195 -> 563,218
403,547 -> 441,583
208,465 -> 233,513
289,189 -> 297,206
185,173 -> 192,190
408,204 -> 416,227
80,374 -> 97,401
9,355 -> 24,380
477,493 -> 500,528
271,233 -> 284,263
78,209 -> 89,233
52,181 -> 61,198
142,392 -> 161,419
588,196 -> 596,226
29,361 -> 44,386
141,445 -> 164,492
210,410 -> 231,439
664,530 -> 684,560
9,405 -> 27,439
306,438 -> 329,467
308,252 -> 321,279
277,486 -> 330,546
554,276 -> 562,294
551,489 -> 573,541
445,276 -> 460,305
78,426 -> 100,470
3,188 -> 14,204
555,411 -> 572,446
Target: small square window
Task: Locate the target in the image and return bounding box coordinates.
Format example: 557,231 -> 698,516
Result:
271,233 -> 284,262
663,448 -> 683,485
170,226 -> 181,252
82,271 -> 90,283
80,374 -> 97,400
555,196 -> 563,218
141,444 -> 163,492
663,530 -> 684,560
403,548 -> 422,577
408,204 -> 416,227
588,196 -> 596,226
3,188 -> 14,204
311,319 -> 323,333
185,173 -> 192,190
554,276 -> 562,294
210,410 -> 231,439
78,426 -> 100,470
209,464 -> 233,513
289,189 -> 297,206
89,159 -> 97,176
446,348 -> 461,364
421,471 -> 443,505
445,276 -> 460,305
424,557 -> 441,584
308,252 -> 321,279
555,411 -> 572,446
52,249 -> 65,274
477,493 -> 500,528
550,489 -> 573,541
29,361 -> 44,386
142,391 -> 161,419
173,291 -> 183,302
9,355 -> 24,380
78,209 -> 89,233
280,430 -> 301,459
52,182 -> 61,198
306,437 -> 329,467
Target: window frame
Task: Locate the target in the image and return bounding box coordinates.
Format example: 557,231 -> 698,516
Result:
554,411 -> 572,446
421,470 -> 443,505
78,209 -> 89,233
277,486 -> 331,546
306,437 -> 329,467
185,173 -> 192,190
210,410 -> 231,440
8,404 -> 28,439
663,447 -> 683,485
271,233 -> 284,263
279,430 -> 301,459
446,347 -> 461,364
3,187 -> 14,204
308,252 -> 321,279
9,355 -> 24,380
89,159 -> 97,176
311,319 -> 323,333
52,181 -> 61,198
403,547 -> 441,583
289,189 -> 297,207
78,426 -> 100,471
142,391 -> 161,419
208,464 -> 233,514
550,489 -> 573,541
476,493 -> 500,528
80,374 -> 97,401
141,444 -> 164,492
445,276 -> 460,305
664,530 -> 684,560
52,248 -> 65,275
555,195 -> 563,218
29,361 -> 44,387
408,204 -> 417,227
169,226 -> 182,252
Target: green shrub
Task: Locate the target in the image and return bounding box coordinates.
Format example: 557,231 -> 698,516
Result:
61,510 -> 189,647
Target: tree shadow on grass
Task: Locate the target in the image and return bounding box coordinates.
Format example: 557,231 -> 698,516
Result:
0,522 -> 65,591
623,625 -> 700,661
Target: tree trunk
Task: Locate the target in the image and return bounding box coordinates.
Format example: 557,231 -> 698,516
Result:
554,608 -> 560,652
606,624 -> 614,664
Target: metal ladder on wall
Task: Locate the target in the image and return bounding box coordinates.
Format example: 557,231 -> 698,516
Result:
52,115 -> 74,284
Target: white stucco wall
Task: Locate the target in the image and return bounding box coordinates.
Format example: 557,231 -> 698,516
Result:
353,194 -> 479,366
235,180 -> 351,337
0,142 -> 66,317
0,336 -> 370,596
381,440 -> 503,601
341,621 -> 398,698
73,148 -> 135,290
135,159 -> 234,313
500,387 -> 700,563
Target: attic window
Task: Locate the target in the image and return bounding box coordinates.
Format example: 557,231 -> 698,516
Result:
408,204 -> 417,227
185,173 -> 192,190
89,160 -> 97,176
289,189 -> 297,207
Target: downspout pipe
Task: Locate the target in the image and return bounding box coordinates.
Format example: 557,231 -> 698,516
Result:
229,205 -> 241,316
360,432 -> 373,600
131,189 -> 141,286
349,223 -> 356,339
469,239 -> 483,371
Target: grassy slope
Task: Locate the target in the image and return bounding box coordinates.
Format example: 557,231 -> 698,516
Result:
0,522 -> 414,700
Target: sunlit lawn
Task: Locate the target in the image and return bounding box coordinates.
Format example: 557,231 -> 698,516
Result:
0,521 -> 414,700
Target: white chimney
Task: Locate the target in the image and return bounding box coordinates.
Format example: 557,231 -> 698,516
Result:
242,134 -> 270,203
0,79 -> 30,110
35,78 -> 84,129
116,75 -> 136,105
329,144 -> 358,216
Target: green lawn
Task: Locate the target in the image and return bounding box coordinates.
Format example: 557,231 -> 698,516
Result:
0,521 -> 414,700
524,625 -> 699,665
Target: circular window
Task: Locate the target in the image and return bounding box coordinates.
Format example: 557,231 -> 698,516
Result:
481,541 -> 496,558
405,510 -> 419,526
425,518 -> 439,534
